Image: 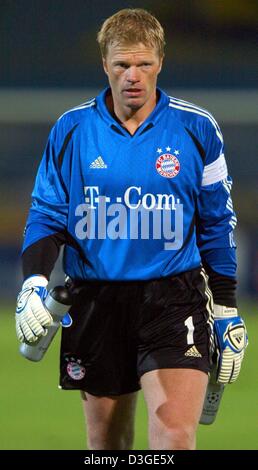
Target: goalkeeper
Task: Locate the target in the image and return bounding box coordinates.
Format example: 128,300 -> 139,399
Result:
15,8 -> 247,450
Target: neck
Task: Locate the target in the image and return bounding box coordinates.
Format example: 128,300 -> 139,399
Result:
106,90 -> 157,135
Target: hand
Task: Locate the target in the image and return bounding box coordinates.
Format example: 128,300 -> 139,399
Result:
213,305 -> 248,384
16,276 -> 53,343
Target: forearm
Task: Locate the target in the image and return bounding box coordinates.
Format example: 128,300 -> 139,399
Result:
22,233 -> 66,280
202,263 -> 237,308
200,246 -> 237,307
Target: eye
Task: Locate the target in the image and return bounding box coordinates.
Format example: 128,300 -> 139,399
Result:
115,63 -> 128,69
141,63 -> 152,68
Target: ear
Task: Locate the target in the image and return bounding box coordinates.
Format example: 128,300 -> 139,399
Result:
157,56 -> 164,74
102,57 -> 108,75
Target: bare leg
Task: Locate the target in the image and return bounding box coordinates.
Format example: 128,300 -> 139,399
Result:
81,390 -> 138,450
141,368 -> 208,450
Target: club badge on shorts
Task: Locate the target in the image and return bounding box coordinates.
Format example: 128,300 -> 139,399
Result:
67,360 -> 86,380
156,153 -> 180,178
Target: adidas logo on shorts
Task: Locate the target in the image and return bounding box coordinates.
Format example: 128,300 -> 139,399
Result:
90,156 -> 107,169
184,345 -> 202,358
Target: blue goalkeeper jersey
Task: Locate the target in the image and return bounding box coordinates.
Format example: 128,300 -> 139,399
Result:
23,88 -> 237,281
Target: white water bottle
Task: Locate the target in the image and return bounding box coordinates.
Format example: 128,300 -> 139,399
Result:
20,286 -> 72,362
200,367 -> 225,425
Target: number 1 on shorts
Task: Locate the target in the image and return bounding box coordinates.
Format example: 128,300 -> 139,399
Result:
184,316 -> 194,345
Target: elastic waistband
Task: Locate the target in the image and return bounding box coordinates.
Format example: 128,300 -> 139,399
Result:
65,266 -> 202,289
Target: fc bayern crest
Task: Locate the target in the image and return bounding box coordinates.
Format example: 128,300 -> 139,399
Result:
67,361 -> 86,380
156,154 -> 180,178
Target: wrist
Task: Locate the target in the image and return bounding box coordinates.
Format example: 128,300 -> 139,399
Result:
22,275 -> 48,289
213,304 -> 238,318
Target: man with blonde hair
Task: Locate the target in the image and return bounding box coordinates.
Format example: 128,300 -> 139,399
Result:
16,8 -> 247,449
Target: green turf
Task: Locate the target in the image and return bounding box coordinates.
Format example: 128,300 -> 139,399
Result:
0,300 -> 257,449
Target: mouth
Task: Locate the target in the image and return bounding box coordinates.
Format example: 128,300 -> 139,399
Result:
123,88 -> 143,97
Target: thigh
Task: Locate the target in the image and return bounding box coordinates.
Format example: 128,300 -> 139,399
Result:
141,368 -> 208,449
140,368 -> 208,427
81,390 -> 138,449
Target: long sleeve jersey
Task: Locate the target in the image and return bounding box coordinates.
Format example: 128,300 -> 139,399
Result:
22,88 -> 237,288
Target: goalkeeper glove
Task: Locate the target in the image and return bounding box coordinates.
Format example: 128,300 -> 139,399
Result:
213,304 -> 248,384
15,275 -> 53,343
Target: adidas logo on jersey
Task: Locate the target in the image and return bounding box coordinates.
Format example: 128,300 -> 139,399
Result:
185,345 -> 202,358
89,156 -> 107,169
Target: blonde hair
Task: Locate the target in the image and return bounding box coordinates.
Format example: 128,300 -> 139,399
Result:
97,8 -> 165,58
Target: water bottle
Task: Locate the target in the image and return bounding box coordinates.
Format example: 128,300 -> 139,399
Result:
200,367 -> 225,425
20,286 -> 72,362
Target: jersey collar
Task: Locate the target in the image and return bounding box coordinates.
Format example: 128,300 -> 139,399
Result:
96,87 -> 169,136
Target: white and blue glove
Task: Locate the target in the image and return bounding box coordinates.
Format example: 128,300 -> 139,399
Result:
213,304 -> 248,384
16,275 -> 53,343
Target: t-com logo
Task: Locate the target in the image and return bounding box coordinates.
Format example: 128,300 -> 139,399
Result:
74,186 -> 184,250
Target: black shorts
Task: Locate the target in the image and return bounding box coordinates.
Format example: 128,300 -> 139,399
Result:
59,267 -> 213,396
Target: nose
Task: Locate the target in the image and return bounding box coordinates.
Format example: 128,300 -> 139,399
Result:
126,66 -> 140,83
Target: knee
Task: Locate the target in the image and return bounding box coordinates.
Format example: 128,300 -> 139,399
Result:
164,426 -> 195,450
152,403 -> 196,450
87,428 -> 134,450
151,420 -> 196,450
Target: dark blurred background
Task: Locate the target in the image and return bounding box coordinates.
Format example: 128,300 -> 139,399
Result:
0,0 -> 257,299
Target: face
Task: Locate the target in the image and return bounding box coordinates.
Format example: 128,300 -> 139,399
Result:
103,42 -> 163,112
